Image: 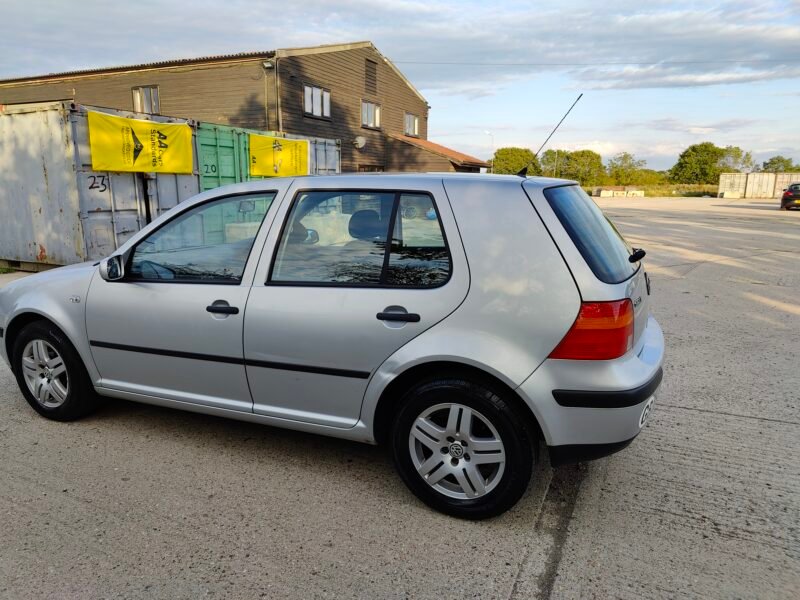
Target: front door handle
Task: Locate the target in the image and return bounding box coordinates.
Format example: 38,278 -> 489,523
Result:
377,306 -> 420,323
206,304 -> 239,315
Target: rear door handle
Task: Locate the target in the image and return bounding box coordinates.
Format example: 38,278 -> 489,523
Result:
206,304 -> 239,315
377,310 -> 420,323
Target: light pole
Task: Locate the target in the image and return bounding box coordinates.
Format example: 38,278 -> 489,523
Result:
484,130 -> 494,173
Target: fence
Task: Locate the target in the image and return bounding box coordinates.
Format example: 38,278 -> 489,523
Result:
718,172 -> 800,198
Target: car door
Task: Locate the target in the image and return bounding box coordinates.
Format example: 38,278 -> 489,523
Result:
244,179 -> 469,428
86,190 -> 279,411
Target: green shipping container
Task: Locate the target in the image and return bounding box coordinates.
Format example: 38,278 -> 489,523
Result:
195,122 -> 340,192
196,123 -> 254,192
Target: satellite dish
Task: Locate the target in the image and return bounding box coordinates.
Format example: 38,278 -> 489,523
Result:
353,135 -> 366,149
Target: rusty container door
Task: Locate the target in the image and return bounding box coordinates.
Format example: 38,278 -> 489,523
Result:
0,101 -> 85,266
72,108 -> 147,260
72,105 -> 200,261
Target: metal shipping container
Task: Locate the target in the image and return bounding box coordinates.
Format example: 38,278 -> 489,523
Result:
773,173 -> 800,198
196,123 -> 249,192
744,172 -> 776,199
284,133 -> 340,175
195,123 -> 340,192
0,101 -> 198,267
718,173 -> 747,198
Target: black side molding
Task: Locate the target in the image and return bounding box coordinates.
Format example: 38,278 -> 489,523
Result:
89,340 -> 243,365
0,327 -> 3,339
88,340 -> 370,379
247,359 -> 370,380
549,436 -> 636,466
552,367 -> 663,409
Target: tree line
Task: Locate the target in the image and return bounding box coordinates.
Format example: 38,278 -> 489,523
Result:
489,143 -> 798,186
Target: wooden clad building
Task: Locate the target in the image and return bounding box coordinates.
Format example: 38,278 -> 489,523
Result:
0,41 -> 486,173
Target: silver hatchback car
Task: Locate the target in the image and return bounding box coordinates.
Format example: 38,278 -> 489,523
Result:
0,174 -> 664,518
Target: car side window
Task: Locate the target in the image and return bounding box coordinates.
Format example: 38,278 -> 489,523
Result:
128,193 -> 276,283
385,194 -> 450,286
269,190 -> 451,287
271,191 -> 394,284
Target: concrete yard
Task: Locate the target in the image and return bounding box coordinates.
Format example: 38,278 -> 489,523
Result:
0,197 -> 798,599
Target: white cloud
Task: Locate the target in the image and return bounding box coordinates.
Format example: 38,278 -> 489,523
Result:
1,0 -> 798,94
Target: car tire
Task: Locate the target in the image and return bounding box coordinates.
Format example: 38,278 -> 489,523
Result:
391,375 -> 534,519
11,320 -> 101,421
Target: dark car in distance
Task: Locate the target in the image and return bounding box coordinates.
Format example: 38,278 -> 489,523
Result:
781,183 -> 800,210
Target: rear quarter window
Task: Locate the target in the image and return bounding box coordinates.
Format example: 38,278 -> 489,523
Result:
543,185 -> 636,284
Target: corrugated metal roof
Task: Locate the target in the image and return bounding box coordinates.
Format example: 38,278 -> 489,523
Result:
0,50 -> 278,84
388,134 -> 488,168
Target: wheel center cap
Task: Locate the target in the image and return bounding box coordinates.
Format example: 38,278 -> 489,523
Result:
43,367 -> 52,380
448,442 -> 464,459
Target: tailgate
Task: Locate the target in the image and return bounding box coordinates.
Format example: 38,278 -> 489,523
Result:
533,183 -> 651,349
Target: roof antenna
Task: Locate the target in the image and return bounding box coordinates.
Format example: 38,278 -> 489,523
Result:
516,166 -> 528,177
534,93 -> 583,159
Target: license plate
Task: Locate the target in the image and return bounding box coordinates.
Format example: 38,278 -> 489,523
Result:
639,397 -> 655,428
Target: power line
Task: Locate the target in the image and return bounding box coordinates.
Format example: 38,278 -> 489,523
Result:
393,58 -> 800,66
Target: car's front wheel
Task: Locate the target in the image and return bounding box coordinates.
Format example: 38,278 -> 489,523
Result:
12,320 -> 100,421
391,375 -> 534,519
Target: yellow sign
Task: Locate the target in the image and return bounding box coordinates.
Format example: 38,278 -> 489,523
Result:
249,134 -> 309,177
87,111 -> 193,173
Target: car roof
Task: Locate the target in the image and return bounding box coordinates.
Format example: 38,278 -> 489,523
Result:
177,173 -> 578,211
290,172 -> 575,188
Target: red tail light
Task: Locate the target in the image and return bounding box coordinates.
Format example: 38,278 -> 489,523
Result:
549,300 -> 634,360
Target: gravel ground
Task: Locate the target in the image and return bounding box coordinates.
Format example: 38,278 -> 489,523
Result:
0,197 -> 798,599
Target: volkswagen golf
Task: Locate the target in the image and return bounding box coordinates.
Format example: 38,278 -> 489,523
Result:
0,174 -> 664,519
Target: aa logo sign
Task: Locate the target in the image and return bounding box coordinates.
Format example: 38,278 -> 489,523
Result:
87,111 -> 193,173
249,134 -> 309,177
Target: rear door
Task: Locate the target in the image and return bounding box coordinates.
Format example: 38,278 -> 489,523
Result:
243,180 -> 469,428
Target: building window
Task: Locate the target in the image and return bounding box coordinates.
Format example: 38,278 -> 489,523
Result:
132,86 -> 160,114
404,113 -> 419,136
304,84 -> 331,118
361,101 -> 381,129
365,59 -> 377,95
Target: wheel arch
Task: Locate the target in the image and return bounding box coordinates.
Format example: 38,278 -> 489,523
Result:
4,312 -> 91,378
371,360 -> 544,447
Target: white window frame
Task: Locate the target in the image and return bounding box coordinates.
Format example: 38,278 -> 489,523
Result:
304,84 -> 331,118
132,85 -> 160,114
404,113 -> 419,136
361,100 -> 381,129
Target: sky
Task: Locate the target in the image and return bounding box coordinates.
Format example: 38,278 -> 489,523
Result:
1,0 -> 799,170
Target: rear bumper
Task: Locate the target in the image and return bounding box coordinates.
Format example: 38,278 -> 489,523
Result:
517,314 -> 665,447
549,436 -> 636,466
552,367 -> 662,408
781,199 -> 799,209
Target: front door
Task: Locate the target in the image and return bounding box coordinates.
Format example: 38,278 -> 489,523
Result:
86,191 -> 278,411
244,183 -> 469,428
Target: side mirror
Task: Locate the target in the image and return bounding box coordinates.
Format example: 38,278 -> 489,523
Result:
99,255 -> 125,281
305,228 -> 320,245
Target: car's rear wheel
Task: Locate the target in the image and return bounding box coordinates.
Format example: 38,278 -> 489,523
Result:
391,375 -> 534,519
12,321 -> 100,421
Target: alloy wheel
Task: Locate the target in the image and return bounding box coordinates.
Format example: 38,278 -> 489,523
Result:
408,402 -> 506,499
21,339 -> 69,408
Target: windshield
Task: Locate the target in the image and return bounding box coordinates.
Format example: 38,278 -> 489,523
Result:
543,185 -> 636,284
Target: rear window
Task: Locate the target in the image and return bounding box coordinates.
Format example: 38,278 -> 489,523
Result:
543,185 -> 636,284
